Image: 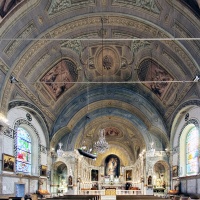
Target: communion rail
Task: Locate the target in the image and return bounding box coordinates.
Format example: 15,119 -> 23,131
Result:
79,189 -> 142,195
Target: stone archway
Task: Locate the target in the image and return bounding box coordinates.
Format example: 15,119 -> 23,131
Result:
51,161 -> 68,195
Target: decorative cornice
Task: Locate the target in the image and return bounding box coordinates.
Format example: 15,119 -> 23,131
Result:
13,38 -> 50,75
165,82 -> 194,119
3,127 -> 13,138
8,100 -> 51,135
168,99 -> 200,132
111,0 -> 161,14
0,59 -> 9,73
4,22 -> 36,58
25,53 -> 50,78
61,40 -> 82,55
131,39 -> 151,53
174,21 -> 200,55
1,15 -> 198,122
162,50 -> 188,76
19,82 -> 55,120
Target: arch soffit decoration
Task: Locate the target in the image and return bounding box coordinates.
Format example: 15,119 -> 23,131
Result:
154,160 -> 170,171
74,119 -> 145,163
8,100 -> 50,147
50,126 -> 71,150
53,90 -> 167,135
95,145 -> 131,167
53,100 -> 166,150
0,0 -> 198,157
1,10 -> 199,117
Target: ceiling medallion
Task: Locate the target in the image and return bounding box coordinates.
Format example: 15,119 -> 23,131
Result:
103,55 -> 113,70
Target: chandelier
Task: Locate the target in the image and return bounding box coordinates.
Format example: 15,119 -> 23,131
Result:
94,129 -> 109,154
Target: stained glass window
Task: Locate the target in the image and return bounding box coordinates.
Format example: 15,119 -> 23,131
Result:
186,127 -> 199,175
16,127 -> 31,174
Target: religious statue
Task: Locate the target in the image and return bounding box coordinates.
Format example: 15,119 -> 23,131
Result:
106,157 -> 117,176
68,176 -> 72,186
38,179 -> 44,190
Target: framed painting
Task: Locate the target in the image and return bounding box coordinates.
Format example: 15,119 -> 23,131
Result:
91,169 -> 98,181
2,153 -> 15,172
126,170 -> 132,181
40,165 -> 47,176
172,165 -> 178,177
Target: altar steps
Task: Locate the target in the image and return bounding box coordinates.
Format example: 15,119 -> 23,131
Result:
101,196 -> 116,200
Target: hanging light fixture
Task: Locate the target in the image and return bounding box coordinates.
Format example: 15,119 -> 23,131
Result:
78,116 -> 97,159
77,87 -> 97,159
94,129 -> 109,154
93,17 -> 109,154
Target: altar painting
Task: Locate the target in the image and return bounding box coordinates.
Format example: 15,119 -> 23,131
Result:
91,169 -> 98,181
105,154 -> 120,177
126,170 -> 132,181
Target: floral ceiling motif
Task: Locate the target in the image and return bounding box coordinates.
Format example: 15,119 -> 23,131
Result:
81,45 -> 133,82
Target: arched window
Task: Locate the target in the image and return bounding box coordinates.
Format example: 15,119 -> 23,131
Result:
179,124 -> 200,177
16,127 -> 31,174
186,127 -> 199,175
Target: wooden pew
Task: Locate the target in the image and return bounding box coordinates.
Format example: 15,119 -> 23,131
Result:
116,195 -> 171,200
46,195 -> 99,200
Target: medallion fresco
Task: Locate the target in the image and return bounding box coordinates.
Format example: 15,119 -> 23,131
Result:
40,59 -> 78,100
138,59 -> 173,100
104,127 -> 123,138
81,45 -> 133,82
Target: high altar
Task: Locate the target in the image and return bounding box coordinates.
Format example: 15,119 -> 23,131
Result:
101,175 -> 123,189
49,149 -> 169,196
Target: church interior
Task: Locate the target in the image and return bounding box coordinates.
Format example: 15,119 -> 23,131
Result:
0,0 -> 200,199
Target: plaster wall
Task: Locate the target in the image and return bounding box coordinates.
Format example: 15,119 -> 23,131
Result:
171,106 -> 200,197
7,107 -> 47,147
2,135 -> 13,155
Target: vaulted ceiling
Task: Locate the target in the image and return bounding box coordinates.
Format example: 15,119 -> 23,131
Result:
0,0 -> 200,164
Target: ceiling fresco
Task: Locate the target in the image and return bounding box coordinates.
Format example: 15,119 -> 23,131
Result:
40,59 -> 78,100
0,0 -> 200,162
138,59 -> 174,100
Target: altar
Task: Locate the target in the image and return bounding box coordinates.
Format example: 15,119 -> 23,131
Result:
101,184 -> 124,190
101,176 -> 124,190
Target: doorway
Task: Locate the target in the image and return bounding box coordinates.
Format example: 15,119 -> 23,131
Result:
15,183 -> 25,197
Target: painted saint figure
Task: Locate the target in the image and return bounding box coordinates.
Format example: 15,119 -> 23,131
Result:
105,154 -> 120,177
